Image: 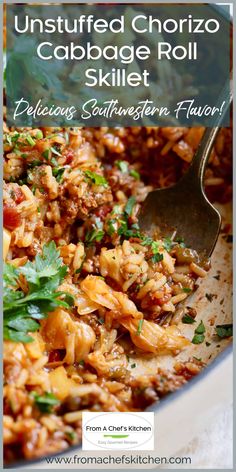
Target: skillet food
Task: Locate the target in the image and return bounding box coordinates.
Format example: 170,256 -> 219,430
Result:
3,126 -> 232,463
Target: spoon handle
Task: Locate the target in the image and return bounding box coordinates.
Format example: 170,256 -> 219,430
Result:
185,80 -> 232,188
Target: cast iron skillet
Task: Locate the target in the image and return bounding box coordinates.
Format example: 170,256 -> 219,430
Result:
6,344 -> 232,469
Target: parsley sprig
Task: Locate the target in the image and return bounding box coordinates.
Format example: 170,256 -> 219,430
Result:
192,320 -> 206,344
84,170 -> 108,187
3,242 -> 74,343
85,218 -> 105,245
215,324 -> 233,338
32,391 -> 60,413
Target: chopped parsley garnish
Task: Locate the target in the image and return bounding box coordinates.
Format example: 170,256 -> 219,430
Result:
151,252 -> 163,263
149,240 -> 163,263
141,236 -> 153,246
124,196 -> 136,216
111,205 -> 121,215
182,313 -> 196,324
137,319 -> 144,335
50,146 -> 62,157
28,159 -> 42,168
116,160 -> 128,173
115,160 -> 140,180
84,170 -> 108,187
195,320 -> 206,334
52,167 -> 65,183
191,320 -> 206,344
182,287 -> 192,293
4,131 -> 39,149
163,237 -> 173,252
215,324 -> 233,338
85,228 -> 105,245
176,236 -> 185,246
32,391 -> 60,413
3,242 -> 73,343
192,334 -> 205,344
26,135 -> 35,147
205,293 -> 214,302
141,238 -> 163,262
130,169 -> 140,180
118,222 -> 141,239
107,219 -> 117,236
65,431 -> 77,441
51,157 -> 58,167
36,130 -> 43,139
42,149 -> 50,160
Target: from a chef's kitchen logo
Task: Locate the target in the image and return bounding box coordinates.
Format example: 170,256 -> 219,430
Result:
82,412 -> 154,450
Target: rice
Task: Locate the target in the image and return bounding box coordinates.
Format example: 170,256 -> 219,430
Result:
3,125 -> 232,463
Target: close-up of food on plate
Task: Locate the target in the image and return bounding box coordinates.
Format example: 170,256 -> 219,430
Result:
3,125 -> 233,464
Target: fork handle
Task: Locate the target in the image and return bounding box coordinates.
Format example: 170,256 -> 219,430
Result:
184,80 -> 232,189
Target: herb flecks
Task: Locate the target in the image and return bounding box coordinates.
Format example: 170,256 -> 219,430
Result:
137,319 -> 144,335
215,324 -> 233,338
85,217 -> 105,245
32,391 -> 60,413
182,313 -> 196,324
84,170 -> 108,187
205,293 -> 216,302
192,320 -> 206,344
124,196 -> 136,217
116,160 -> 129,173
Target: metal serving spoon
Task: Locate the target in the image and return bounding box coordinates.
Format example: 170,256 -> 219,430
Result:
138,87 -> 232,257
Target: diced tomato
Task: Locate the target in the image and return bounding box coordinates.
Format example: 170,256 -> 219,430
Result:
3,205 -> 21,230
94,204 -> 111,219
48,350 -> 65,362
154,293 -> 172,306
14,188 -> 24,204
64,149 -> 74,164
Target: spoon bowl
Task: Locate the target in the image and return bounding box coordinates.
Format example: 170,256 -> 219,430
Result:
138,173 -> 221,257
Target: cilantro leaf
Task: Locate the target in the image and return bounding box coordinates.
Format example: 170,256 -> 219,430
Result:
85,229 -> 104,245
163,237 -> 173,252
50,146 -> 62,157
32,392 -> 60,413
195,320 -> 206,334
151,253 -> 164,263
191,320 -> 206,344
116,160 -> 128,173
3,263 -> 18,286
3,242 -> 72,343
215,324 -> 233,338
107,219 -> 117,236
52,167 -> 65,183
124,196 -> 136,216
130,169 -> 140,180
192,334 -> 205,344
141,237 -> 153,246
137,319 -> 144,335
4,327 -> 34,343
20,241 -> 66,288
182,313 -> 196,324
84,170 -> 108,187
